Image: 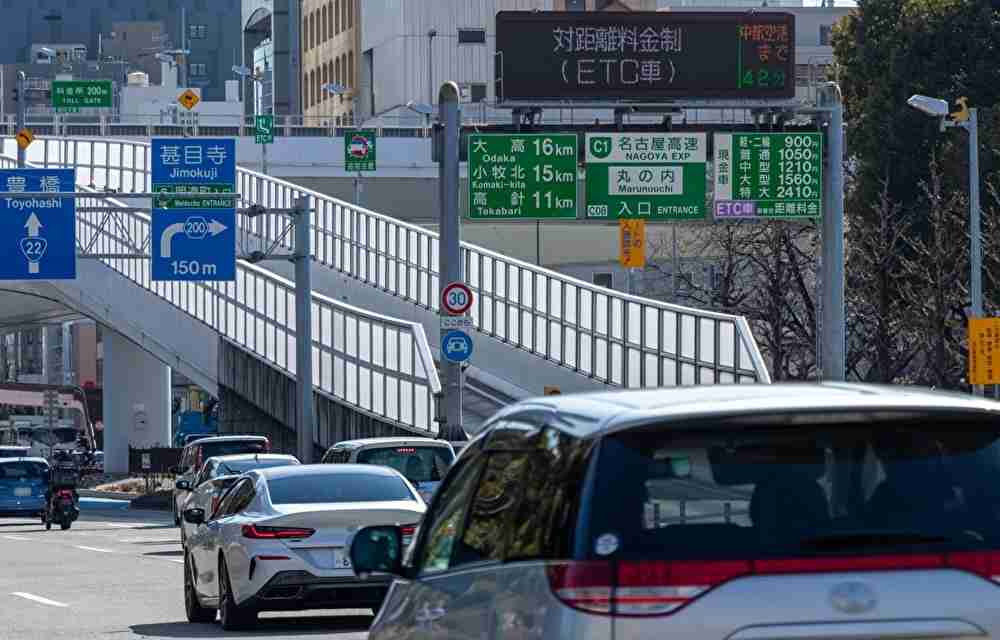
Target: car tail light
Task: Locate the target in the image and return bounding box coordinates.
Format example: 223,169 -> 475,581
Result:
400,523 -> 418,546
211,496 -> 221,515
548,552 -> 1000,618
264,438 -> 271,452
242,524 -> 314,539
57,489 -> 74,498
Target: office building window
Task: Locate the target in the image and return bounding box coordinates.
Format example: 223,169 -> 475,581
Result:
468,83 -> 487,103
458,28 -> 486,44
189,63 -> 207,77
819,24 -> 833,46
335,0 -> 341,33
565,0 -> 586,9
189,24 -> 207,40
593,273 -> 613,289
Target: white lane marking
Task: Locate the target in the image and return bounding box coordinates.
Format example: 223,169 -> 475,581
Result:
11,592 -> 68,608
166,558 -> 185,564
118,538 -> 179,544
105,523 -> 139,528
74,545 -> 113,553
2,535 -> 31,541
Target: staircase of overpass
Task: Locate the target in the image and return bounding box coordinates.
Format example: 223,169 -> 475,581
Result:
0,136 -> 771,448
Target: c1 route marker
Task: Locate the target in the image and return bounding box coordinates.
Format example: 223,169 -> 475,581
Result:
441,282 -> 473,315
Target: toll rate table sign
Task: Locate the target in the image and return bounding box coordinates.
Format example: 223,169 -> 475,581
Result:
468,134 -> 577,219
586,132 -> 706,220
0,169 -> 76,280
714,132 -> 823,220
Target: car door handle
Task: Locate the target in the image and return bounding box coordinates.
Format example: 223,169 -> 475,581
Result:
415,606 -> 446,623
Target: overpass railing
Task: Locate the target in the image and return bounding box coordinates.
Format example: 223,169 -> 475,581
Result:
0,146 -> 441,434
8,136 -> 772,387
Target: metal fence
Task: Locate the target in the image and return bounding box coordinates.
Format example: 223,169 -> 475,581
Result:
0,145 -> 441,434
7,135 -> 771,388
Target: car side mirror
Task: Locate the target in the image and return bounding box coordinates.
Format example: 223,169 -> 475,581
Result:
350,525 -> 403,577
182,508 -> 205,525
175,479 -> 192,491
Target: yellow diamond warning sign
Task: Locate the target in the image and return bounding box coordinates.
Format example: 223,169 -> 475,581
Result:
178,89 -> 200,111
15,128 -> 34,150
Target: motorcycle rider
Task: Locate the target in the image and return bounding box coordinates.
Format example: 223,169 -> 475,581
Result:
45,449 -> 80,518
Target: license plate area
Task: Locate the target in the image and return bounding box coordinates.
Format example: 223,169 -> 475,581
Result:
332,548 -> 352,569
13,487 -> 31,497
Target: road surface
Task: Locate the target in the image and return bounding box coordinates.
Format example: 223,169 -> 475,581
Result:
0,501 -> 372,639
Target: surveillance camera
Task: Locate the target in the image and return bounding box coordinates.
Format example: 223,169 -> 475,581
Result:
907,95 -> 950,118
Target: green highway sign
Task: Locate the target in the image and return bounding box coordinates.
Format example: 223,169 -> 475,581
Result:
585,133 -> 707,220
467,134 -> 577,219
345,130 -> 376,171
153,184 -> 236,209
713,132 -> 823,219
254,114 -> 274,144
51,80 -> 113,109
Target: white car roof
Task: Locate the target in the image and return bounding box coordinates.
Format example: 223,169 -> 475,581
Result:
480,383 -> 1000,440
204,453 -> 296,464
330,437 -> 454,451
188,435 -> 267,446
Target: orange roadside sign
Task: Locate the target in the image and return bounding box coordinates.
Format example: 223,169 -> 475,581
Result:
619,219 -> 646,268
968,318 -> 1000,385
16,128 -> 34,150
178,88 -> 200,111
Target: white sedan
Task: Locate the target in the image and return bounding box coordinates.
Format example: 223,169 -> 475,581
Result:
181,464 -> 425,630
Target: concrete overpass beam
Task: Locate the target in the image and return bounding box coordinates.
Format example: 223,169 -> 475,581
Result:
102,329 -> 172,474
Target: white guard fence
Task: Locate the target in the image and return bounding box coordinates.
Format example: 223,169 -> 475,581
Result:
4,136 -> 771,393
0,147 -> 441,435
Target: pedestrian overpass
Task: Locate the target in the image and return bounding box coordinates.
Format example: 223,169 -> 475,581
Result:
0,136 -> 770,472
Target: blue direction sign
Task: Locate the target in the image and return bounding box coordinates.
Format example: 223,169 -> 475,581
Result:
0,169 -> 76,280
151,209 -> 235,281
441,330 -> 473,363
151,138 -> 236,208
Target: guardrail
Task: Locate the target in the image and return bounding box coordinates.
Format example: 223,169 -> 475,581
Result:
7,135 -> 772,388
0,145 -> 441,434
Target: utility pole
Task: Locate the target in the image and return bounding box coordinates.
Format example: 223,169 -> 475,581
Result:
293,196 -> 314,462
437,81 -> 463,440
16,71 -> 25,167
966,107 -> 983,396
820,83 -> 845,381
426,29 -> 437,128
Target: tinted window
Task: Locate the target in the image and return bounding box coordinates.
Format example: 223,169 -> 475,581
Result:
266,473 -> 413,505
586,415 -> 1000,562
356,446 -> 452,484
0,447 -> 28,457
201,440 -> 267,460
215,479 -> 250,518
216,458 -> 298,476
415,453 -> 487,575
0,461 -> 48,479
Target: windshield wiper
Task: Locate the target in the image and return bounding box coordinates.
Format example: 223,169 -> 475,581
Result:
799,531 -> 953,551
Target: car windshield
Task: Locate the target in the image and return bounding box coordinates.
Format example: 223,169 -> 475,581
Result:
586,414 -> 1000,561
0,460 -> 48,480
267,472 -> 414,504
201,440 -> 266,459
356,446 -> 453,484
216,457 -> 297,476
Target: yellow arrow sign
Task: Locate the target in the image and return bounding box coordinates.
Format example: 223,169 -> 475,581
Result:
178,88 -> 200,111
16,128 -> 34,151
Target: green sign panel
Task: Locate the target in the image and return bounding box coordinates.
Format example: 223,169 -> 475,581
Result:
468,134 -> 577,219
254,115 -> 274,144
345,130 -> 376,172
713,132 -> 823,219
585,133 -> 707,220
51,80 -> 113,109
153,184 -> 235,209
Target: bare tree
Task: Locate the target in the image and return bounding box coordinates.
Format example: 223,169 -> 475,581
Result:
844,179 -> 921,382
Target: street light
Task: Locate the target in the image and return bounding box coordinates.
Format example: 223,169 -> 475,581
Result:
908,93 -> 982,394
234,65 -> 269,175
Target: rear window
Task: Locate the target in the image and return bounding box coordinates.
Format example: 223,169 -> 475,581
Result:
201,440 -> 266,460
267,473 -> 414,505
0,447 -> 29,457
356,445 -> 453,484
217,457 -> 298,476
586,415 -> 1000,561
0,461 -> 48,479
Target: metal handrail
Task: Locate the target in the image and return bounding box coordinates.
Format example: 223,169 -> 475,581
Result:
8,135 -> 772,389
0,147 -> 441,434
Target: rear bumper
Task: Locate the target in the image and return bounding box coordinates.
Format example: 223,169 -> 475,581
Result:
0,499 -> 46,516
250,570 -> 392,612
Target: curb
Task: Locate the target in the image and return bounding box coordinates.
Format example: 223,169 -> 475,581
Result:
79,489 -> 137,501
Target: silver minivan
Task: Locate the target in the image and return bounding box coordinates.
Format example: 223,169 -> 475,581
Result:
350,384 -> 1000,639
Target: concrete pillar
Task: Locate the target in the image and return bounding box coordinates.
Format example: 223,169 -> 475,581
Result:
102,329 -> 171,475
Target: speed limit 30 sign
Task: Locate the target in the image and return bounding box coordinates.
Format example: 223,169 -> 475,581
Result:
441,282 -> 473,315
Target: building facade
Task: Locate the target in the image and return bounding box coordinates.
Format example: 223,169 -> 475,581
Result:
301,0 -> 359,123
0,0 -> 242,101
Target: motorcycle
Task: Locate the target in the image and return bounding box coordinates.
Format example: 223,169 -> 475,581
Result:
44,487 -> 79,531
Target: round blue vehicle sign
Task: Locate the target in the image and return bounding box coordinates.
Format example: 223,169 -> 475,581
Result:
441,330 -> 473,363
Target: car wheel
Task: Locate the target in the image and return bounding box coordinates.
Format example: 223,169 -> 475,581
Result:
184,553 -> 216,623
60,519 -> 71,531
218,557 -> 255,630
